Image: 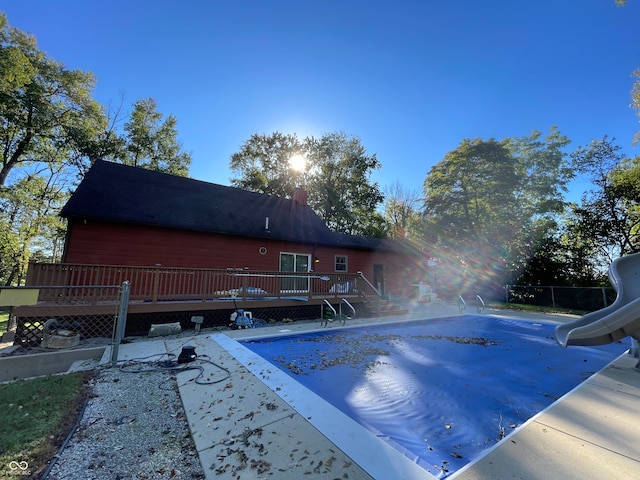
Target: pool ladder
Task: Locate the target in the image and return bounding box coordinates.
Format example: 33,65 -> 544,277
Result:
458,294 -> 486,313
322,298 -> 355,326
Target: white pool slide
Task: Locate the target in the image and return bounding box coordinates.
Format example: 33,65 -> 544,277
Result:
556,252 -> 640,347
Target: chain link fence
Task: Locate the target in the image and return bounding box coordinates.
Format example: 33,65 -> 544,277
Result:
505,285 -> 616,312
3,283 -> 326,352
8,281 -> 614,353
2,285 -> 126,351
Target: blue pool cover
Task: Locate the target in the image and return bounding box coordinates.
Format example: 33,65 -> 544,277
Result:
241,315 -> 630,478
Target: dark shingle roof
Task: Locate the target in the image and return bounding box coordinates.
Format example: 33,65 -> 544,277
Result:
61,160 -> 389,249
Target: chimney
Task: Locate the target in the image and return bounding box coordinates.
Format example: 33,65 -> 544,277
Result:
292,188 -> 308,206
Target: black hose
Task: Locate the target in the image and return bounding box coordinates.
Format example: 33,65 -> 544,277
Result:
40,352 -> 230,478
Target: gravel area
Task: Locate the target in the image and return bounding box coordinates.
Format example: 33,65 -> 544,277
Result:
45,365 -> 205,479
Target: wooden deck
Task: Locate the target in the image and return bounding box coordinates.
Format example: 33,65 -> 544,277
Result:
14,261 -> 382,318
12,294 -> 367,317
6,263 -> 405,347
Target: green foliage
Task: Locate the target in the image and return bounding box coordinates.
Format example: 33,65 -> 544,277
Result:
305,132 -> 386,236
490,301 -> 587,316
0,13 -> 106,187
121,97 -> 191,176
0,15 -> 192,285
230,131 -> 302,195
0,13 -> 104,284
230,131 -> 387,237
0,309 -> 8,332
0,219 -> 19,285
424,137 -> 518,240
507,127 -> 573,217
0,373 -> 86,474
422,128 -> 573,292
0,166 -> 69,285
558,211 -> 606,284
382,181 -> 422,238
632,68 -> 640,146
567,137 -> 640,271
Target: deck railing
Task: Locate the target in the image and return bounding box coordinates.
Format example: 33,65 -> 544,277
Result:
24,261 -> 380,304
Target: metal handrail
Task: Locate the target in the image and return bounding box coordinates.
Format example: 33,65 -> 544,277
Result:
341,298 -> 356,318
457,295 -> 466,312
323,299 -> 337,316
476,294 -> 485,313
322,299 -> 337,327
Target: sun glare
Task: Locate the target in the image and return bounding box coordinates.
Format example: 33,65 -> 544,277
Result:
289,154 -> 306,172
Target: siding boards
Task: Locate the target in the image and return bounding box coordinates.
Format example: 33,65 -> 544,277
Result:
63,220 -> 421,296
65,221 -> 375,276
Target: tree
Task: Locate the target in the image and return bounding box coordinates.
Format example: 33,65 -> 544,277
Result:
502,128 -> 573,282
567,137 -> 640,271
230,132 -> 302,195
507,127 -> 573,218
230,131 -> 387,237
383,181 -> 422,239
512,221 -> 567,285
422,138 -> 520,294
0,13 -> 107,284
120,98 -> 191,176
304,132 -> 386,236
66,95 -> 127,175
568,139 -> 630,266
632,68 -> 640,145
0,13 -> 106,187
424,138 -> 524,241
558,211 -> 608,285
0,164 -> 69,285
422,129 -> 573,294
0,15 -> 193,284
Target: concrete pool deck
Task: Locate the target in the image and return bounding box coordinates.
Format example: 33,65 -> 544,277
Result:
112,304 -> 640,479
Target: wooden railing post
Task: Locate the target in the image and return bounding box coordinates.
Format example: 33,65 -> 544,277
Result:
25,258 -> 38,285
152,264 -> 161,303
201,271 -> 208,302
242,274 -> 248,301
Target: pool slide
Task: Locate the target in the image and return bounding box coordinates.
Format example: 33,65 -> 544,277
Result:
556,252 -> 640,347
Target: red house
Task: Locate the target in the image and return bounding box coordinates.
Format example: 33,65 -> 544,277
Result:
13,160 -> 429,344
58,160 -> 422,298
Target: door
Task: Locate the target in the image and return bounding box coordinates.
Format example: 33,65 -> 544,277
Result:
280,253 -> 310,292
373,264 -> 384,294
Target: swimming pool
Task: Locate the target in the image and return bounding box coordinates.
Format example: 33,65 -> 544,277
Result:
216,315 -> 629,478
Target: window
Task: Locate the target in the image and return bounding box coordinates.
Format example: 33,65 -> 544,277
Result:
335,255 -> 348,272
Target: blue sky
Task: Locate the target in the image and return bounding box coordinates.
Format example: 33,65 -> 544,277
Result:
2,0 -> 639,200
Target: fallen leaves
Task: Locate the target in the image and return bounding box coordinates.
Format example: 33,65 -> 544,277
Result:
250,458 -> 271,474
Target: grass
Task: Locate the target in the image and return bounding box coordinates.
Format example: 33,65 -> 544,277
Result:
0,308 -> 8,334
488,301 -> 587,316
0,372 -> 90,478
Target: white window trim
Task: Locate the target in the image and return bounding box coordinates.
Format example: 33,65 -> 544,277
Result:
279,252 -> 311,293
334,255 -> 348,272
